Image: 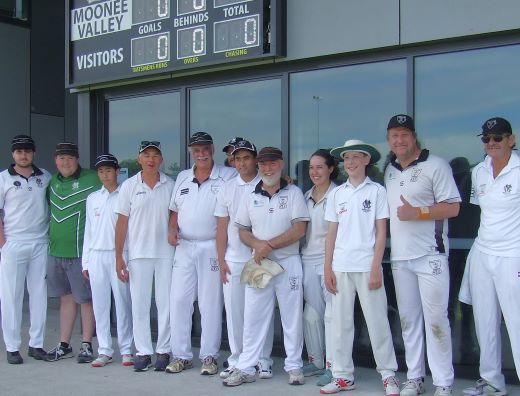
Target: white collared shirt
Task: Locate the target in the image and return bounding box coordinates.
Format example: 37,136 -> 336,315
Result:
325,177 -> 389,272
116,171 -> 175,260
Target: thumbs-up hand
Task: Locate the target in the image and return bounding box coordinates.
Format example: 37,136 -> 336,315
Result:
397,194 -> 419,221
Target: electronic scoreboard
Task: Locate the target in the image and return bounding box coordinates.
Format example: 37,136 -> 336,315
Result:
66,0 -> 285,87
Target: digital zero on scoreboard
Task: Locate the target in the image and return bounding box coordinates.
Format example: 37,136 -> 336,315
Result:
66,0 -> 285,87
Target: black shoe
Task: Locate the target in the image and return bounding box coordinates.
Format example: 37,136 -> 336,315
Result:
44,343 -> 73,362
77,342 -> 94,363
154,353 -> 170,371
7,351 -> 23,364
134,355 -> 152,372
28,347 -> 47,360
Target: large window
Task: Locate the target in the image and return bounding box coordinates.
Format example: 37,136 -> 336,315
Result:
108,91 -> 181,180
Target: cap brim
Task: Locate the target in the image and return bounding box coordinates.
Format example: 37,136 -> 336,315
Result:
330,144 -> 381,165
189,140 -> 213,147
257,154 -> 283,162
139,144 -> 162,153
95,161 -> 119,169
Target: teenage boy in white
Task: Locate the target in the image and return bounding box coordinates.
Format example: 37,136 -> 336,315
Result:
214,139 -> 274,379
321,140 -> 399,396
115,141 -> 175,372
82,154 -> 133,368
0,135 -> 51,364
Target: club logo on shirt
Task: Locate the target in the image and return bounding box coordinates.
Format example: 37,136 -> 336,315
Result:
136,191 -> 146,196
269,208 -> 274,213
36,178 -> 43,188
503,184 -> 512,194
210,258 -> 219,272
362,199 -> 372,213
94,207 -> 101,217
278,196 -> 288,209
387,171 -> 396,180
13,181 -> 22,190
410,168 -> 422,182
253,199 -> 264,207
211,184 -> 220,195
180,188 -> 189,196
72,181 -> 80,190
338,202 -> 348,215
429,259 -> 442,275
289,276 -> 300,291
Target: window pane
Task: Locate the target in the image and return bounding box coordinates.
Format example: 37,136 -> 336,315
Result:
190,79 -> 281,166
108,92 -> 181,180
290,60 -> 407,190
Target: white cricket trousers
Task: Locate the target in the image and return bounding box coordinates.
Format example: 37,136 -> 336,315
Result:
467,247 -> 520,391
88,250 -> 133,356
236,255 -> 304,375
0,241 -> 47,352
392,255 -> 454,387
223,260 -> 274,368
170,239 -> 222,360
302,257 -> 332,369
330,271 -> 397,381
128,258 -> 172,356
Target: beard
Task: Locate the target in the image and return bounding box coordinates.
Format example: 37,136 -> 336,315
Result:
261,170 -> 282,187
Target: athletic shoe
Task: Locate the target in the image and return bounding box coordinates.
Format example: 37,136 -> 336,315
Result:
6,351 -> 23,365
288,369 -> 305,385
223,368 -> 256,387
434,386 -> 452,396
165,358 -> 193,373
257,359 -> 273,379
91,354 -> 113,367
400,377 -> 425,396
463,379 -> 507,396
219,367 -> 235,379
77,342 -> 94,363
316,369 -> 333,386
201,356 -> 218,375
122,354 -> 134,367
28,347 -> 47,360
384,376 -> 400,396
44,343 -> 73,362
320,377 -> 356,394
154,353 -> 170,371
303,362 -> 325,377
134,355 -> 152,372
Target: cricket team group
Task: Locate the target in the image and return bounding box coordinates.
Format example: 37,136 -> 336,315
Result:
0,114 -> 519,396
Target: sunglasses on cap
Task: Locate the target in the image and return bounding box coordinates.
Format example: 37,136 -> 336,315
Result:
480,134 -> 509,144
140,140 -> 161,147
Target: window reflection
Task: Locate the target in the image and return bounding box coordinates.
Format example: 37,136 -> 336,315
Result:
108,92 -> 181,180
190,79 -> 281,167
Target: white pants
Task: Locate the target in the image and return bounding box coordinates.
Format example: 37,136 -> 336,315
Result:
330,271 -> 397,381
236,255 -> 304,375
392,255 -> 454,387
88,250 -> 133,356
170,239 -> 222,360
128,258 -> 172,356
467,247 -> 520,391
223,260 -> 274,367
0,241 -> 47,352
302,257 -> 332,369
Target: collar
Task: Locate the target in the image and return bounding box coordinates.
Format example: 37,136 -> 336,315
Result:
254,177 -> 288,198
8,164 -> 44,177
137,171 -> 168,185
190,163 -> 219,183
306,182 -> 336,205
344,176 -> 372,190
57,165 -> 82,181
484,151 -> 520,174
237,172 -> 261,186
390,149 -> 430,171
100,184 -> 121,195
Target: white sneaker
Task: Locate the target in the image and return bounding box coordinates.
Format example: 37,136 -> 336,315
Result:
434,386 -> 452,396
219,366 -> 235,379
384,376 -> 400,396
122,354 -> 134,367
257,359 -> 273,379
463,379 -> 507,396
400,377 -> 425,396
222,369 -> 256,387
288,369 -> 305,385
91,354 -> 112,367
320,377 -> 356,394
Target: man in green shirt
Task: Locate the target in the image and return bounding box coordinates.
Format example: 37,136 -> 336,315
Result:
44,142 -> 101,363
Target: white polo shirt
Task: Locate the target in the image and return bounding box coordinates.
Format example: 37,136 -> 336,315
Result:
325,177 -> 389,272
235,179 -> 310,262
470,152 -> 520,257
116,171 -> 175,260
0,165 -> 51,243
82,185 -> 127,270
384,150 -> 461,261
214,172 -> 262,262
170,163 -> 236,241
301,182 -> 337,264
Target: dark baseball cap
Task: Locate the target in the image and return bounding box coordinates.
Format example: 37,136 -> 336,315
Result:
189,132 -> 213,146
55,142 -> 79,158
478,117 -> 512,136
139,140 -> 162,154
95,153 -> 119,169
11,135 -> 35,151
257,146 -> 283,162
387,114 -> 415,132
231,139 -> 257,156
222,136 -> 244,152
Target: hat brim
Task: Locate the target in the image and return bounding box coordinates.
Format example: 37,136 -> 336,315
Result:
55,149 -> 79,158
139,144 -> 162,153
330,144 -> 381,165
95,161 -> 120,169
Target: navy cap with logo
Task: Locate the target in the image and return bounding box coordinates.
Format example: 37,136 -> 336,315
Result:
478,117 -> 512,136
231,139 -> 257,156
387,114 -> 415,132
95,153 -> 120,169
189,132 -> 213,147
139,140 -> 162,153
11,134 -> 35,152
257,146 -> 283,162
222,136 -> 244,152
55,142 -> 79,158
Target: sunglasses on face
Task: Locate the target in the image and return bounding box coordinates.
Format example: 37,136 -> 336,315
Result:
481,134 -> 509,144
140,140 -> 161,148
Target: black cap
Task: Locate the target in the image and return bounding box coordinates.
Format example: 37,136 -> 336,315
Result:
231,139 -> 257,156
95,153 -> 119,169
387,114 -> 415,132
139,140 -> 162,153
55,142 -> 79,158
478,117 -> 512,136
189,132 -> 213,147
257,146 -> 283,162
222,136 -> 244,152
11,135 -> 35,152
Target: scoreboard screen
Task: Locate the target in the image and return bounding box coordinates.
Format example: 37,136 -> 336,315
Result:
66,0 -> 285,87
